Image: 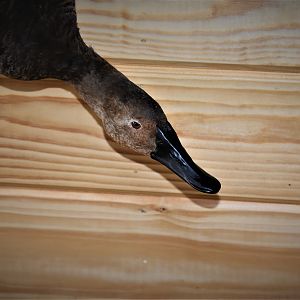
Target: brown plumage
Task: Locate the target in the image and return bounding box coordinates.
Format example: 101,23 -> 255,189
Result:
76,67 -> 167,155
0,0 -> 221,194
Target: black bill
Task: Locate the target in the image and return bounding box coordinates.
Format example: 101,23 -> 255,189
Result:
150,122 -> 221,194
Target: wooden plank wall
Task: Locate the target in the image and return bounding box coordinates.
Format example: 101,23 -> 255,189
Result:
0,0 -> 300,299
77,0 -> 300,66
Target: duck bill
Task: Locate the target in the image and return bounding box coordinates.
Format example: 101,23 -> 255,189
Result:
150,122 -> 221,194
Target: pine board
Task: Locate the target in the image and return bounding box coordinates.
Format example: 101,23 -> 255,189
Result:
0,62 -> 299,203
76,0 -> 300,66
1,1 -> 300,295
1,61 -> 300,299
0,185 -> 299,299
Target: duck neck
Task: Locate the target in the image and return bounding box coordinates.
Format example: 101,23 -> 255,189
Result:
70,52 -> 125,120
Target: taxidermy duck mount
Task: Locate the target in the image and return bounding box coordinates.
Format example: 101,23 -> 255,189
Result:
0,0 -> 221,194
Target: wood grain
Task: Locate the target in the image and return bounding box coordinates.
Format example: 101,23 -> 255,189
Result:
1,61 -> 299,202
0,185 -> 299,299
1,1 -> 300,298
76,0 -> 300,66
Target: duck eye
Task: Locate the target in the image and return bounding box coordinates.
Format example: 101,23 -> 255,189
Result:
131,121 -> 141,129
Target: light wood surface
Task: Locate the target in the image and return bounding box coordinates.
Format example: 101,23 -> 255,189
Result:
1,62 -> 299,202
1,0 -> 300,298
77,0 -> 300,66
0,185 -> 300,299
1,59 -> 300,298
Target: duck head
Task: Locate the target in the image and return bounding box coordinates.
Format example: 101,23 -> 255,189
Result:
76,61 -> 221,194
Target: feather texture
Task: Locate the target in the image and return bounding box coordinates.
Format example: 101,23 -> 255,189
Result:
0,0 -> 94,80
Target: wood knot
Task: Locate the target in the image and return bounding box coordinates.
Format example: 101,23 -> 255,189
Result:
157,206 -> 167,213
